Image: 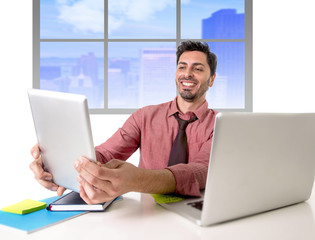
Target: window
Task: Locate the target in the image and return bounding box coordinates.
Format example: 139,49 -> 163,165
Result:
33,0 -> 252,113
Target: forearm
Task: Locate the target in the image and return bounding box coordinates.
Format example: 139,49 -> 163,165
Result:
167,162 -> 208,197
137,168 -> 176,194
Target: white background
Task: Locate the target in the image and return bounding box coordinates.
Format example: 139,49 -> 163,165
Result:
0,0 -> 315,208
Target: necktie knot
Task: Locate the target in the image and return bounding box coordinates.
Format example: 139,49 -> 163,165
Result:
174,112 -> 197,130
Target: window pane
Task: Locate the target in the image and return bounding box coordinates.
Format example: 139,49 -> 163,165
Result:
108,0 -> 176,39
206,42 -> 245,109
181,0 -> 244,39
108,42 -> 176,108
40,0 -> 104,39
40,42 -> 104,108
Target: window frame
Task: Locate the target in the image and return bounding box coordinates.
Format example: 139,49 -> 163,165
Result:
33,0 -> 252,114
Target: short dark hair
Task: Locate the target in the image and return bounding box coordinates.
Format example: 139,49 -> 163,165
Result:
176,41 -> 217,77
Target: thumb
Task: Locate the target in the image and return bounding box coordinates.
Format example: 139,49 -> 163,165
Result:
31,144 -> 40,159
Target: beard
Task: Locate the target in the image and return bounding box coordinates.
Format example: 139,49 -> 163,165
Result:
177,77 -> 211,102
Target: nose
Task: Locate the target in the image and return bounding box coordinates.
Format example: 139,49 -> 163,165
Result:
183,69 -> 193,79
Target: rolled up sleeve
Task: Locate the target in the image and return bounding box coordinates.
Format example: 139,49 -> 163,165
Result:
95,110 -> 142,164
166,137 -> 212,196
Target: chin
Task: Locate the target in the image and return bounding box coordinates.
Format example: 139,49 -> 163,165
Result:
179,91 -> 196,102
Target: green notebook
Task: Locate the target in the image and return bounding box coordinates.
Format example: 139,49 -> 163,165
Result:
2,199 -> 47,215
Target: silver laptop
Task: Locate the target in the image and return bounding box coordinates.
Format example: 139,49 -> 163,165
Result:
28,89 -> 96,193
160,112 -> 315,226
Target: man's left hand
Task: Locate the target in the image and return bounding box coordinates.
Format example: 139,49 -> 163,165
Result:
74,157 -> 145,204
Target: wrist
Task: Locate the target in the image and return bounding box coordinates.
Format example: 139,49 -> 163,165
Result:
137,168 -> 176,194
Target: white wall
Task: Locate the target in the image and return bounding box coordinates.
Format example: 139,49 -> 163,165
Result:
0,0 -> 314,207
253,0 -> 315,112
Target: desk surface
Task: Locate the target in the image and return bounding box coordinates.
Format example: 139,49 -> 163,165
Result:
1,189 -> 315,240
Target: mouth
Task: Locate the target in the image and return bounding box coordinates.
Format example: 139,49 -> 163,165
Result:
179,79 -> 198,90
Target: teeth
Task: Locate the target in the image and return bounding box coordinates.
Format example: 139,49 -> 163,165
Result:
182,82 -> 194,87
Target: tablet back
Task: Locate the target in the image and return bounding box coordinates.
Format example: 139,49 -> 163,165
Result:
28,89 -> 96,192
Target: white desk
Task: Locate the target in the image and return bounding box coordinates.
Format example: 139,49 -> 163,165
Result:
1,189 -> 315,240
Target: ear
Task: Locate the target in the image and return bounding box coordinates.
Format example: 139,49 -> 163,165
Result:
209,73 -> 216,87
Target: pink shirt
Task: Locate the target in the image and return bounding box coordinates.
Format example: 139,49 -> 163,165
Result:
95,98 -> 218,196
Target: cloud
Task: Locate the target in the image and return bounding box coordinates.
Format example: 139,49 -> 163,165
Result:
55,0 -> 193,35
109,0 -> 175,21
57,0 -> 104,34
56,0 -> 182,35
108,0 -> 176,34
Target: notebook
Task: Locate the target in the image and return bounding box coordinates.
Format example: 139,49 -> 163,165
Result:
27,89 -> 96,193
48,191 -> 116,211
160,112 -> 315,226
2,199 -> 47,215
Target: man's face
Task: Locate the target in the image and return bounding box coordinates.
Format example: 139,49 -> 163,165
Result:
176,51 -> 215,102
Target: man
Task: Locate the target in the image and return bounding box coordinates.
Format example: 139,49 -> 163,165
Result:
30,41 -> 218,204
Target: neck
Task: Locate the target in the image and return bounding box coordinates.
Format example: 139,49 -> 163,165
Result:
177,95 -> 206,114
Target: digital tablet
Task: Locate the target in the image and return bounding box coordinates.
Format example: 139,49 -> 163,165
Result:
28,89 -> 96,192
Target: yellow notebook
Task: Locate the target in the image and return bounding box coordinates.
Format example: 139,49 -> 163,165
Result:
150,194 -> 185,204
2,199 -> 47,215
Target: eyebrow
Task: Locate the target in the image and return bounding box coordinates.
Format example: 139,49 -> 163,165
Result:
178,61 -> 206,67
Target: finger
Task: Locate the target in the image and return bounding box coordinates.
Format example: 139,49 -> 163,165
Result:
74,157 -> 116,181
77,170 -> 113,194
29,156 -> 43,169
29,158 -> 52,181
79,178 -> 111,204
38,179 -> 59,191
80,183 -> 98,204
57,186 -> 67,196
30,144 -> 40,159
79,185 -> 94,205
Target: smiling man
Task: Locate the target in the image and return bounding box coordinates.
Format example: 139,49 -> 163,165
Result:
30,41 -> 218,204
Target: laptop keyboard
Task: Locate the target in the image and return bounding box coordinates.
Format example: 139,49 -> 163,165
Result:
187,200 -> 204,211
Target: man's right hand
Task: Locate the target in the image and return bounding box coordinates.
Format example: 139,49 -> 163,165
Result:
29,144 -> 66,196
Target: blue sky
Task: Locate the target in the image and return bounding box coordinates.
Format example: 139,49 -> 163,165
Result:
40,0 -> 104,39
181,0 -> 244,38
40,0 -> 244,39
40,0 -> 245,58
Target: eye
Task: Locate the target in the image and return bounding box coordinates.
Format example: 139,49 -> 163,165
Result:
195,68 -> 203,72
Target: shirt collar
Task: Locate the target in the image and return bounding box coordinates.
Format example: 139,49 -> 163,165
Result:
168,97 -> 209,122
169,97 -> 179,117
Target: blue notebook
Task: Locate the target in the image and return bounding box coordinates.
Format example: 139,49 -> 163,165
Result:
0,195 -> 86,233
